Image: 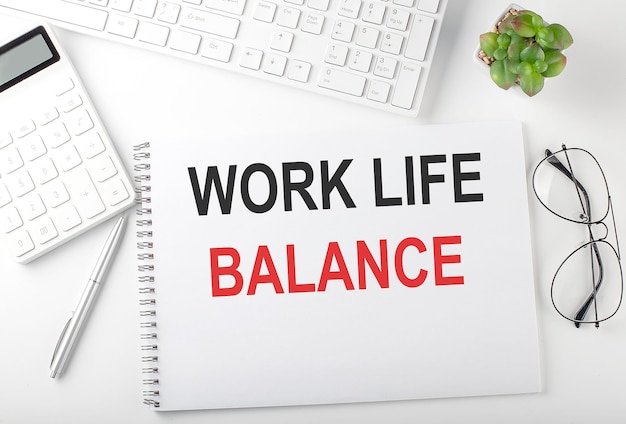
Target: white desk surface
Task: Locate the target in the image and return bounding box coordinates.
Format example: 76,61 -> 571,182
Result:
1,1 -> 625,422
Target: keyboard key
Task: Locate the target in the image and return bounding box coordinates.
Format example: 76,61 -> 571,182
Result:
367,80 -> 391,103
134,0 -> 157,18
387,7 -> 410,31
277,7 -> 300,29
263,53 -> 287,76
331,20 -> 355,43
180,7 -> 240,39
240,48 -> 263,70
270,30 -> 294,53
380,32 -> 403,55
200,38 -> 234,63
307,0 -> 330,11
338,0 -> 361,19
156,2 -> 181,23
417,0 -> 439,13
404,14 -> 434,61
318,67 -> 366,97
169,30 -> 201,54
204,0 -> 246,15
107,14 -> 139,38
59,92 -> 83,113
374,56 -> 397,79
391,63 -> 422,109
111,0 -> 133,12
356,26 -> 379,49
301,12 -> 324,34
324,44 -> 349,66
253,1 -> 276,23
348,50 -> 373,72
362,2 -> 386,25
137,22 -> 170,46
287,60 -> 311,82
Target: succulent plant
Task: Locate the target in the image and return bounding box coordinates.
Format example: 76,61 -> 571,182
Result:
478,8 -> 573,97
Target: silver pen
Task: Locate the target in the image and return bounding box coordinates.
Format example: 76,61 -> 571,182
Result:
50,214 -> 127,379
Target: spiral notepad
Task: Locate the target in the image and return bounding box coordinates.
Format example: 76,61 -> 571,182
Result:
132,123 -> 541,412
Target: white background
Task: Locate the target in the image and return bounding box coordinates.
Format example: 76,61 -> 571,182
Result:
1,0 -> 625,423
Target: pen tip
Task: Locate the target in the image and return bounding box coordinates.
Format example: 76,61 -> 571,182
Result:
50,369 -> 57,378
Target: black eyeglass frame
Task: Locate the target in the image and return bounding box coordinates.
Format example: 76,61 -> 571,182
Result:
532,144 -> 623,328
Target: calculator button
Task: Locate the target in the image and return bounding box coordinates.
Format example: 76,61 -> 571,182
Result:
59,92 -> 83,113
5,229 -> 35,257
0,183 -> 12,207
31,157 -> 60,185
66,169 -> 105,219
55,78 -> 75,96
7,170 -> 35,198
41,180 -> 70,208
67,109 -> 94,136
102,178 -> 130,206
90,155 -> 118,182
0,206 -> 23,233
19,135 -> 48,162
56,145 -> 83,172
42,121 -> 71,148
21,193 -> 47,221
75,132 -> 105,159
0,147 -> 24,174
0,132 -> 13,149
32,217 -> 58,245
15,120 -> 36,139
38,107 -> 60,126
55,204 -> 82,232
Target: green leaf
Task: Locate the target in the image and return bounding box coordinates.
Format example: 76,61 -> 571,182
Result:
497,32 -> 511,48
494,47 -> 508,61
520,44 -> 545,63
543,50 -> 567,77
534,60 -> 548,74
505,58 -> 521,74
520,72 -> 545,96
479,32 -> 499,57
490,60 -> 517,90
517,61 -> 534,76
519,10 -> 545,28
549,24 -> 573,50
509,14 -> 536,37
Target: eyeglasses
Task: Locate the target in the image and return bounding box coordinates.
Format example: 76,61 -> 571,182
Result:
532,145 -> 623,328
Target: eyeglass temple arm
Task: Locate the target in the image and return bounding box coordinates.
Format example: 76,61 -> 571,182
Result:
573,242 -> 604,328
545,150 -> 592,217
546,149 -> 601,327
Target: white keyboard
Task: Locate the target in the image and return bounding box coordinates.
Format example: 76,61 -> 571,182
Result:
0,24 -> 135,263
0,0 -> 447,116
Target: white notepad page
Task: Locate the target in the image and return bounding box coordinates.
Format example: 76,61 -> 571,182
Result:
137,121 -> 541,411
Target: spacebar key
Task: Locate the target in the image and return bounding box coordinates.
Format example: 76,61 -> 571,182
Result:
318,68 -> 366,97
0,0 -> 108,31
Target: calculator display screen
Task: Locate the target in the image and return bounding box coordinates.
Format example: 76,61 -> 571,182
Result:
0,26 -> 60,93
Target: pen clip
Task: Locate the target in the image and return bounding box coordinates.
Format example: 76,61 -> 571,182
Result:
50,315 -> 73,367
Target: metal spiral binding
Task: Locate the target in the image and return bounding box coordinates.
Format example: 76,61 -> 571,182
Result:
134,142 -> 160,408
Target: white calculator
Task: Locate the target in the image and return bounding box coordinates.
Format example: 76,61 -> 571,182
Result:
0,22 -> 135,263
